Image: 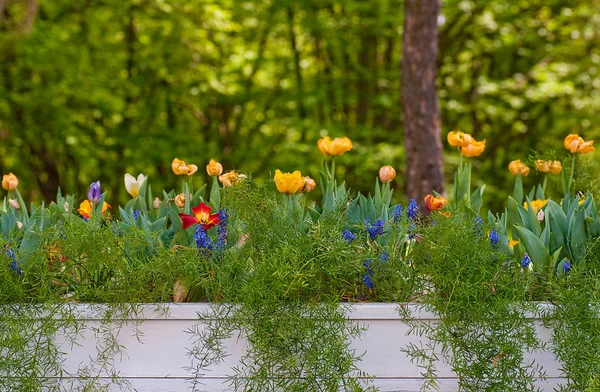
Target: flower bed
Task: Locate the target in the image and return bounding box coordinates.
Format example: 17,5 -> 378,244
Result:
2,134 -> 600,390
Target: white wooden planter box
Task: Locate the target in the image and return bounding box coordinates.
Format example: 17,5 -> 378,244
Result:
44,303 -> 564,391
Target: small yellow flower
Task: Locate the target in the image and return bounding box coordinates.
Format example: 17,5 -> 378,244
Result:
564,134 -> 595,154
523,199 -> 548,213
461,139 -> 486,157
447,131 -> 473,148
509,240 -> 520,247
2,173 -> 18,191
508,160 -> 530,176
303,176 -> 316,192
206,159 -> 223,177
378,166 -> 396,183
174,193 -> 186,208
317,136 -> 353,156
578,197 -> 585,206
274,170 -> 306,194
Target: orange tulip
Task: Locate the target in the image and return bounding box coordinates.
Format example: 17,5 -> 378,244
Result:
447,131 -> 473,148
317,136 -> 353,156
78,200 -> 111,219
378,166 -> 396,183
461,139 -> 486,157
171,158 -> 198,176
206,159 -> 223,177
2,173 -> 18,191
508,160 -> 530,176
424,194 -> 448,211
535,160 -> 562,174
174,193 -> 186,208
303,176 -> 316,192
219,170 -> 241,187
564,134 -> 595,154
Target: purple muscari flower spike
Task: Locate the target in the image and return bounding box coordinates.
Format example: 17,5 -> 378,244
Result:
379,252 -> 389,262
521,254 -> 531,269
474,216 -> 483,237
363,259 -> 374,289
342,230 -> 356,243
195,225 -> 213,251
215,209 -> 229,254
393,204 -> 403,224
407,198 -> 418,221
133,209 -> 141,220
88,181 -> 101,203
489,230 -> 499,248
563,259 -> 571,273
5,244 -> 21,275
367,219 -> 385,240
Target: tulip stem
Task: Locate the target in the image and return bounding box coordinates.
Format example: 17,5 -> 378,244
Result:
542,175 -> 548,197
568,155 -> 577,195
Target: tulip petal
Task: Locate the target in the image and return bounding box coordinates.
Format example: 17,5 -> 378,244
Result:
179,213 -> 199,229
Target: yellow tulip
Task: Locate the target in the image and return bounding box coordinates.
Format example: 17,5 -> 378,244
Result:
274,170 -> 306,194
317,136 -> 353,156
303,176 -> 316,192
508,160 -> 530,176
447,131 -> 473,148
2,173 -> 18,191
523,199 -> 548,213
379,166 -> 396,183
206,159 -> 223,177
124,173 -> 146,198
461,139 -> 486,157
564,134 -> 595,154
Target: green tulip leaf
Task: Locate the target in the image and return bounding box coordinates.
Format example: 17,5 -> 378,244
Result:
514,225 -> 551,272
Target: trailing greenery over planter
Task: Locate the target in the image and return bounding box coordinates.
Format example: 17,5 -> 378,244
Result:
1,133 -> 600,391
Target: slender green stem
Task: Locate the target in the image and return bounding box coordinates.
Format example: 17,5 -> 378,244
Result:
568,154 -> 577,194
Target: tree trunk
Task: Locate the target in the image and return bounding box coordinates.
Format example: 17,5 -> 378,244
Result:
401,0 -> 445,214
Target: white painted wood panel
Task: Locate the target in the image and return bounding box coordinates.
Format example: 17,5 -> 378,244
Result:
43,303 -> 567,391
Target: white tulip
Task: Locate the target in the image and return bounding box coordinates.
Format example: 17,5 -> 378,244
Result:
124,173 -> 146,198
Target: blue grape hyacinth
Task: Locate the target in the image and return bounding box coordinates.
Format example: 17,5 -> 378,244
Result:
342,230 -> 356,243
407,198 -> 418,221
393,204 -> 403,224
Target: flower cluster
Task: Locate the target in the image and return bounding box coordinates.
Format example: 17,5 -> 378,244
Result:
342,230 -> 356,243
363,259 -> 373,290
215,209 -> 229,253
407,198 -> 419,221
365,218 -> 384,240
195,224 -> 213,251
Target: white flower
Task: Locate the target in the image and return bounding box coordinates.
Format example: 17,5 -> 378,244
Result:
124,173 -> 146,198
8,199 -> 20,210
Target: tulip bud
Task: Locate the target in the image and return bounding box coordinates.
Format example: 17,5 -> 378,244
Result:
88,181 -> 102,204
206,159 -> 224,177
379,166 -> 396,183
175,193 -> 186,208
153,197 -> 161,209
2,173 -> 18,191
537,209 -> 545,222
64,201 -> 70,213
8,199 -> 20,210
303,176 -> 316,192
16,221 -> 23,229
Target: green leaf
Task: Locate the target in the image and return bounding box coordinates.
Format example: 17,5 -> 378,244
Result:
470,185 -> 485,215
514,225 -> 551,273
209,177 -> 220,210
513,175 -> 523,205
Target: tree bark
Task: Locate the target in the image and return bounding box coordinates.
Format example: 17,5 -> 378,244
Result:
401,0 -> 445,214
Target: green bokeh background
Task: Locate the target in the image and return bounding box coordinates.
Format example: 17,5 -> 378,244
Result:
1,0 -> 599,212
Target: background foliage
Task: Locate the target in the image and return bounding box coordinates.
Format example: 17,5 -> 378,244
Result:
2,0 -> 600,211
